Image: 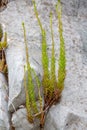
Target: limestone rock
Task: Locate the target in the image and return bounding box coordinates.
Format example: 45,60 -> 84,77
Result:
64,113 -> 87,130
0,0 -> 42,112
6,45 -> 42,112
45,105 -> 87,130
0,73 -> 10,130
6,46 -> 26,112
61,0 -> 87,17
45,105 -> 69,130
12,108 -> 40,130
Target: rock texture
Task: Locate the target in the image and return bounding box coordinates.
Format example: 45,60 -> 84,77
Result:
12,108 -> 40,130
6,46 -> 26,112
6,45 -> 42,112
0,73 -> 10,130
0,0 -> 43,112
0,0 -> 87,130
45,105 -> 87,130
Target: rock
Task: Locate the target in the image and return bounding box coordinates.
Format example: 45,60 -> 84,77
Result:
44,13 -> 87,129
0,73 -> 10,130
12,108 -> 40,130
61,0 -> 87,17
61,0 -> 79,16
6,46 -> 26,112
45,105 -> 70,130
78,23 -> 87,63
0,0 -> 42,112
45,105 -> 87,130
6,45 -> 42,112
64,113 -> 87,130
0,0 -> 87,130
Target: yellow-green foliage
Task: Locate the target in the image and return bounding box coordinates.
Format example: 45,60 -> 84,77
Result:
50,12 -> 56,96
33,0 -> 50,98
33,0 -> 66,98
0,32 -> 8,49
56,0 -> 66,90
24,0 -> 66,126
0,24 -> 7,49
24,68 -> 33,123
0,26 -> 8,74
22,22 -> 39,122
32,1 -> 66,127
31,68 -> 43,114
3,32 -> 8,48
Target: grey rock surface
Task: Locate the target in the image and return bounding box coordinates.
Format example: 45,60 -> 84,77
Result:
0,0 -> 87,130
6,46 -> 26,112
1,0 -> 42,112
45,105 -> 87,130
61,0 -> 87,17
12,108 -> 40,130
6,44 -> 42,112
0,73 -> 10,130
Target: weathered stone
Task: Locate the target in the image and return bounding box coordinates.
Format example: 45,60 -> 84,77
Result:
61,0 -> 79,16
12,108 -> 40,130
6,46 -> 26,112
6,45 -> 42,112
45,105 -> 69,130
45,105 -> 87,130
0,0 -> 42,112
64,112 -> 87,130
0,0 -> 87,130
0,73 -> 10,130
61,0 -> 87,17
